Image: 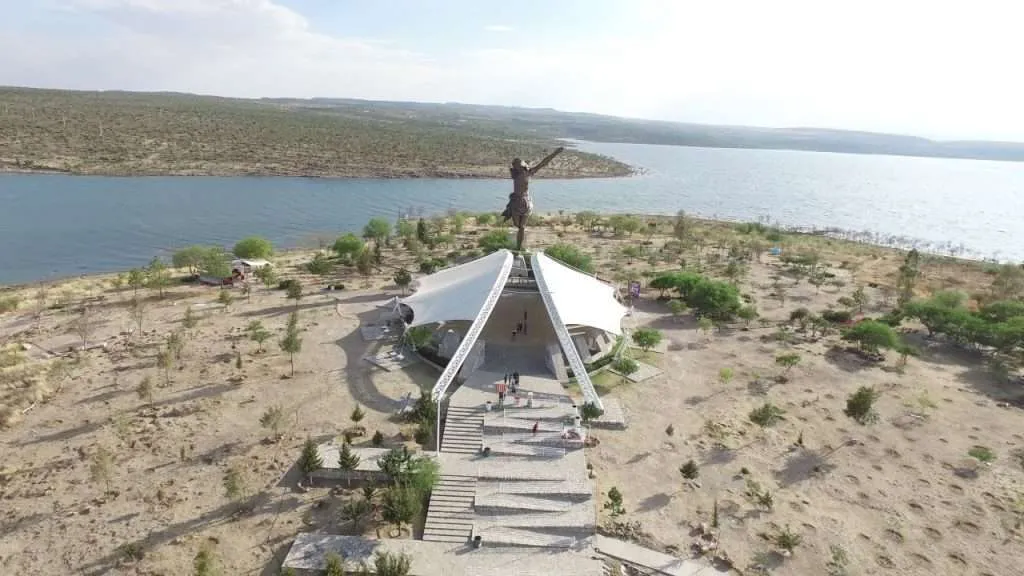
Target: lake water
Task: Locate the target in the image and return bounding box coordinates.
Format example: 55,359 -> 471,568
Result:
2,141 -> 1023,285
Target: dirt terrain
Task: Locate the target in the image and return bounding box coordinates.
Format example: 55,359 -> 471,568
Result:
1,214 -> 1023,575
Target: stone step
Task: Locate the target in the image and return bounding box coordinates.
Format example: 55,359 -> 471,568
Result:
484,443 -> 566,458
475,526 -> 580,549
487,432 -> 583,448
484,419 -> 566,434
474,464 -> 568,482
475,494 -> 572,513
423,533 -> 468,543
425,520 -> 473,531
488,407 -> 575,422
479,480 -> 592,500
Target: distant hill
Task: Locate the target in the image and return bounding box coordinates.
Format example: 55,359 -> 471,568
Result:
0,87 -> 630,178
266,97 -> 1024,162
4,87 -> 1024,180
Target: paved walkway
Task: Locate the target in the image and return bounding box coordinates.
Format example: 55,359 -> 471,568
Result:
593,535 -> 730,576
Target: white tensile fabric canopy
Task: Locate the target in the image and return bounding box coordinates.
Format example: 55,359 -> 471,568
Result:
532,251 -> 628,336
400,249 -> 513,328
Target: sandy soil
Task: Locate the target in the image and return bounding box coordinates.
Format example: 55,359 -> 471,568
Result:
2,215 -> 1023,576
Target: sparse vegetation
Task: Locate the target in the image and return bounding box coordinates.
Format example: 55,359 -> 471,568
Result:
632,328 -> 663,352
968,445 -> 996,463
259,405 -> 285,440
845,386 -> 880,424
604,487 -> 626,517
749,402 -> 785,427
679,459 -> 700,480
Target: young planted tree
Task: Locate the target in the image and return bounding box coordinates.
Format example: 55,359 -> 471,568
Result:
240,282 -> 252,303
341,498 -> 372,533
90,445 -> 115,494
737,304 -> 758,327
851,285 -> 869,313
350,404 -> 366,424
775,353 -> 801,377
255,264 -> 278,289
183,305 -> 199,332
73,305 -> 95,348
306,252 -> 333,276
157,348 -> 174,387
381,484 -> 421,532
580,402 -> 603,423
217,288 -> 234,310
394,268 -> 412,295
772,525 -> 803,556
404,326 -> 433,350
604,487 -> 626,517
286,280 -> 303,308
333,233 -> 365,263
697,317 -> 714,338
632,328 -> 662,352
127,268 -> 146,299
338,442 -> 362,487
223,465 -> 249,503
298,437 -> 323,485
279,312 -> 303,377
356,247 -> 375,279
136,375 -> 154,405
259,405 -> 285,440
247,320 -> 271,353
668,299 -> 686,320
166,331 -> 184,360
146,257 -> 172,299
844,386 -> 880,424
896,249 -> 921,306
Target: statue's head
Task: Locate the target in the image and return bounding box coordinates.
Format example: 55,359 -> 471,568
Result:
512,157 -> 524,169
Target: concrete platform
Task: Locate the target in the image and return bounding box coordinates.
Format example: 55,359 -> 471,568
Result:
611,360 -> 662,383
593,535 -> 729,576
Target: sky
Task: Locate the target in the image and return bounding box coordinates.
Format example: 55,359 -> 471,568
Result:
1,0 -> 1022,141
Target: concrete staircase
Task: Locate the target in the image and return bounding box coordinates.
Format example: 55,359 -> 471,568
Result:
441,405 -> 483,454
423,474 -> 476,543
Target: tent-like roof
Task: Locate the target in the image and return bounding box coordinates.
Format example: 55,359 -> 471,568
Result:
532,251 -> 629,336
400,249 -> 513,328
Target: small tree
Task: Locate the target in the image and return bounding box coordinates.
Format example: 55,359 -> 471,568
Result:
213,288 -> 232,311
72,305 -> 96,348
775,353 -> 801,376
157,348 -> 173,387
381,484 -> 421,531
851,285 -> 869,313
286,281 -> 303,307
668,299 -> 686,320
697,317 -> 714,338
372,430 -> 384,446
604,487 -> 626,517
90,445 -> 114,494
580,402 -> 603,423
166,331 -> 184,360
172,245 -> 207,275
183,305 -> 198,331
233,236 -> 273,259
351,404 -> 366,424
338,442 -> 362,487
394,268 -> 412,295
772,525 -> 803,555
136,375 -> 154,405
356,247 -> 375,278
842,320 -> 899,355
255,264 -> 278,289
127,268 -> 146,299
341,498 -> 372,533
298,437 -> 323,485
844,386 -> 880,424
749,402 -> 785,427
679,459 -> 700,480
223,465 -> 249,502
247,320 -> 271,353
306,252 -> 332,276
279,313 -> 303,377
363,217 -> 392,247
545,243 -> 594,273
260,405 -> 285,440
632,328 -> 663,352
146,257 -> 172,299
334,233 -> 364,262
737,305 -> 758,327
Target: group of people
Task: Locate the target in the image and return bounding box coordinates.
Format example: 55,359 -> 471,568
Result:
495,371 -> 521,406
511,309 -> 528,342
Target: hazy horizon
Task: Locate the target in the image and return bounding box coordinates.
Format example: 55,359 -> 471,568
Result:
3,1 -> 1022,142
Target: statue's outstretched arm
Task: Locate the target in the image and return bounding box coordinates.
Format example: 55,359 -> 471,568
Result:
528,146 -> 565,176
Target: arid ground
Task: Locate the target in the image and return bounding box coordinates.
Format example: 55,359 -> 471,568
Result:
1,214 -> 1023,575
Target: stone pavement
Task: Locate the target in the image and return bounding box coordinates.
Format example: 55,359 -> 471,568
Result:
592,535 -> 730,576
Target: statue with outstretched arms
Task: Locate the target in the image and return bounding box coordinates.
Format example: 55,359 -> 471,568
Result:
501,146 -> 565,251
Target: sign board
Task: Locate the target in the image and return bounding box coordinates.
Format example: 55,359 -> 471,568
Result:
629,281 -> 641,299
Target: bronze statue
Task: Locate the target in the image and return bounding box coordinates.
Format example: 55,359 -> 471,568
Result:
501,146 -> 565,251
